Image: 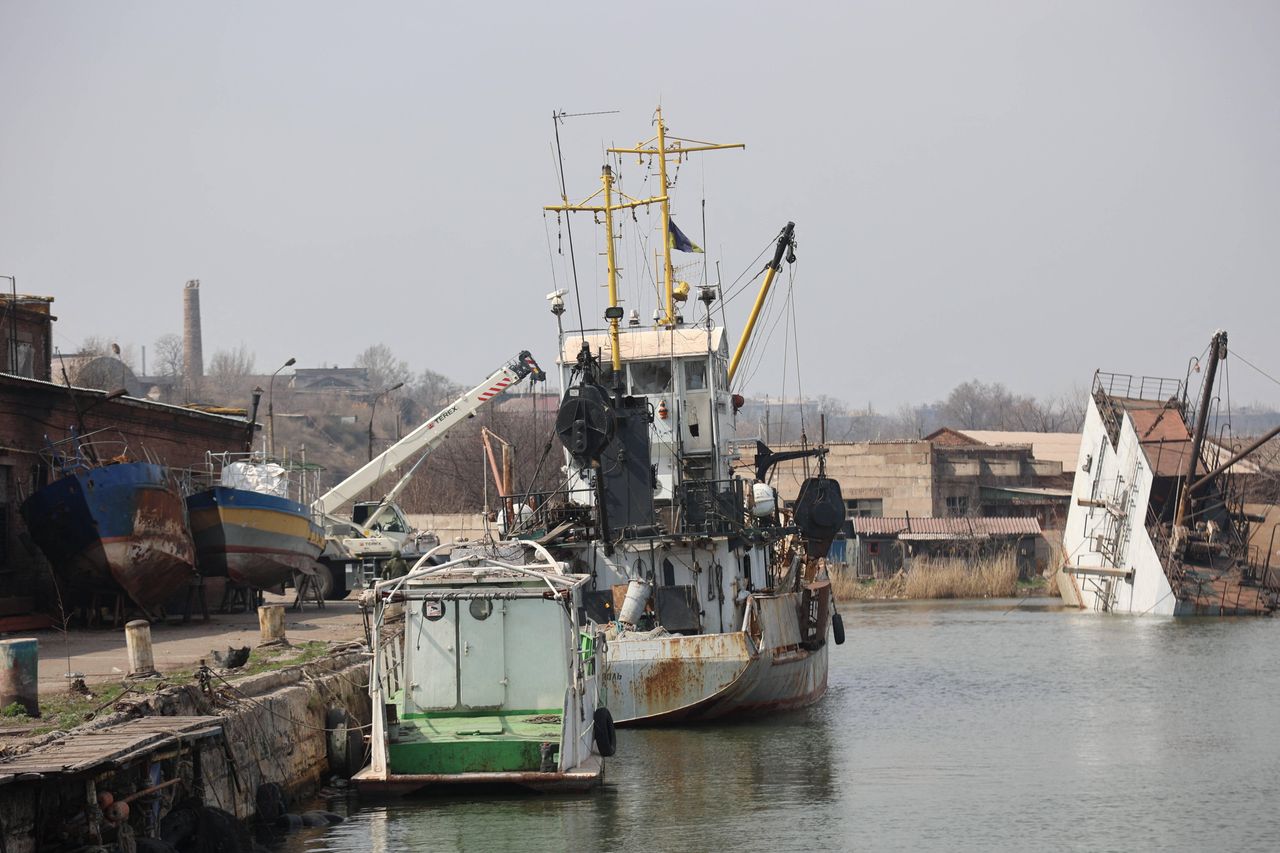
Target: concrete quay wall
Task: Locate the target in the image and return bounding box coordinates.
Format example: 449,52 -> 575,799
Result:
0,650 -> 371,852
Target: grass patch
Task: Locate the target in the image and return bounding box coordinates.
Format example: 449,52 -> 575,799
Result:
1,640 -> 339,736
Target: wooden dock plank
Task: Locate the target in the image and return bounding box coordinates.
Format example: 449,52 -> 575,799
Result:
0,716 -> 223,781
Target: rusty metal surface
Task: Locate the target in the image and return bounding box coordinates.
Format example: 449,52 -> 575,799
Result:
604,624 -> 830,726
1127,407 -> 1202,478
0,716 -> 222,784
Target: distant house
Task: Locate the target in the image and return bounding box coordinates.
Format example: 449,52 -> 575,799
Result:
290,367 -> 371,397
770,429 -> 1072,532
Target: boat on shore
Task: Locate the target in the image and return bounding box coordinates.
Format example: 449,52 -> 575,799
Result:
1059,330 -> 1280,616
185,454 -> 325,591
496,108 -> 845,725
357,540 -> 610,794
21,433 -> 196,613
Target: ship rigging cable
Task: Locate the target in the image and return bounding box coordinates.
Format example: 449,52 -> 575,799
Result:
1233,350 -> 1280,390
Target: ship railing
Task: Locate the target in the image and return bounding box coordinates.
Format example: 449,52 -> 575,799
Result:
507,477 -> 747,539
676,478 -> 746,536
1093,371 -> 1184,404
377,624 -> 403,697
1145,508 -> 1190,599
184,450 -> 323,504
504,485 -> 603,539
38,430 -> 137,475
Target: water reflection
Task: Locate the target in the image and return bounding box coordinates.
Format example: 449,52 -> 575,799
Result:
273,599 -> 1280,852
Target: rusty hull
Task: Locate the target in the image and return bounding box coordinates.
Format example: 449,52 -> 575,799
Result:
604,626 -> 829,726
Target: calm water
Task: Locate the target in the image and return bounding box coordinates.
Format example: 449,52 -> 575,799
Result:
271,599 -> 1280,852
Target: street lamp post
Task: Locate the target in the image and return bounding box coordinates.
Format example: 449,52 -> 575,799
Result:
368,382 -> 406,463
267,357 -> 296,458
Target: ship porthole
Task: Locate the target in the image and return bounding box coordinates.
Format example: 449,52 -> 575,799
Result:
469,599 -> 493,620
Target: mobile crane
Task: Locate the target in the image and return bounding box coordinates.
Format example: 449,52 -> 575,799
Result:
309,350 -> 545,597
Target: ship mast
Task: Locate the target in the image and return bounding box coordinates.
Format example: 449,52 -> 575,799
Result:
609,106 -> 744,327
545,167 -> 666,374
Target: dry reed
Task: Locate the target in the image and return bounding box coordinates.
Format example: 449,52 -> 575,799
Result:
829,571 -> 904,601
903,550 -> 1020,599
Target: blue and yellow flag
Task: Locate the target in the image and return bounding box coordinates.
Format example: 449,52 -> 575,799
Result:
668,219 -> 703,253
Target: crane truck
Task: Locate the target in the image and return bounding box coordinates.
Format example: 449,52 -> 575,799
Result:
308,350 -> 545,598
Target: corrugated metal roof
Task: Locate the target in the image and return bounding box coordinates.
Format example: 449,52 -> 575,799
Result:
852,516 -> 1042,537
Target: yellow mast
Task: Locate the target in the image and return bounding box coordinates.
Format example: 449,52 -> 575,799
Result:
545,166 -> 666,373
727,222 -> 796,385
600,165 -> 622,372
609,106 -> 744,327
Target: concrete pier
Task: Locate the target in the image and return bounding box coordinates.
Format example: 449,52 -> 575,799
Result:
124,620 -> 157,677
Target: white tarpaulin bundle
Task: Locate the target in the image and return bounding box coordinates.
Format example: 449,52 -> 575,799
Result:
220,461 -> 290,498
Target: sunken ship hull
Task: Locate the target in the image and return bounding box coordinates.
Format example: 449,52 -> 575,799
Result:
21,461 -> 197,610
1059,334 -> 1279,616
186,486 -> 324,589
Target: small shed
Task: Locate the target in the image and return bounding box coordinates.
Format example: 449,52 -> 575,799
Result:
849,516 -> 1044,579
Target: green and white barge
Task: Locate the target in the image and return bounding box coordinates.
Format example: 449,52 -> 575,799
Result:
355,540 -> 613,794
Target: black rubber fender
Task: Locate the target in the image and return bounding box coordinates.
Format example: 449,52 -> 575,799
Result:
254,781 -> 286,823
593,707 -> 617,757
832,612 -> 846,645
301,810 -> 345,826
325,707 -> 364,778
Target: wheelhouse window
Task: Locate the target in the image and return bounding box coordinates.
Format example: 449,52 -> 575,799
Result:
684,360 -> 708,391
630,361 -> 672,394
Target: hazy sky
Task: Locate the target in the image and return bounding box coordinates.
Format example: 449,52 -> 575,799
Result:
3,1 -> 1278,410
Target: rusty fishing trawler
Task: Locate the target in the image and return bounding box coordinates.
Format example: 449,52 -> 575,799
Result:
1060,330 -> 1280,616
493,108 -> 847,724
21,431 -> 197,613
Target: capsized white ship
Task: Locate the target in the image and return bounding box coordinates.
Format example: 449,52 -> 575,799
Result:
1059,331 -> 1279,616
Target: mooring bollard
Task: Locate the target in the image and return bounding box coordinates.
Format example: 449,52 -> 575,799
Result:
258,603 -> 287,645
0,638 -> 39,717
125,620 -> 157,678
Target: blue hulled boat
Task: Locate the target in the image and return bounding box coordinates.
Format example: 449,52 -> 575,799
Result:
21,452 -> 197,611
185,457 -> 324,590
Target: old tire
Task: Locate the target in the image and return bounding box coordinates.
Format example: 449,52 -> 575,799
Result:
326,707 -> 364,778
832,612 -> 845,645
321,561 -> 354,600
593,707 -> 617,757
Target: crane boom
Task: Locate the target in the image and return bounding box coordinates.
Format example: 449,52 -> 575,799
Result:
312,350 -> 544,516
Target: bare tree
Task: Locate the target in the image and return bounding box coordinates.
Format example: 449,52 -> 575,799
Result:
356,344 -> 412,391
153,333 -> 184,379
413,366 -> 462,410
208,343 -> 256,380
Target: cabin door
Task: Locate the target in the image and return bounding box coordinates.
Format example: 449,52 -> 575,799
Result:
459,600 -> 506,708
411,599 -> 459,712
